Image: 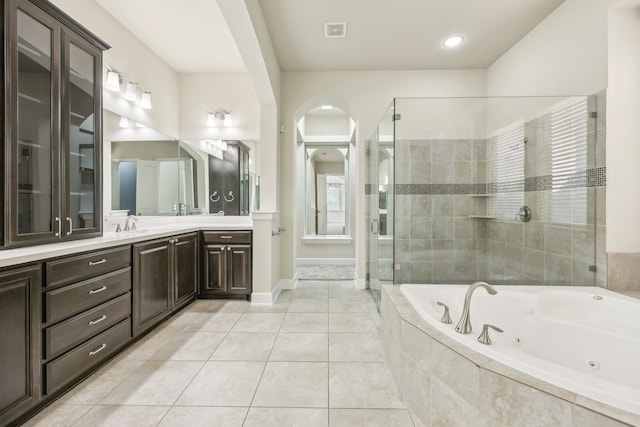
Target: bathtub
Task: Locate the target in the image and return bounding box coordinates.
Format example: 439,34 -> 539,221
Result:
400,284 -> 640,416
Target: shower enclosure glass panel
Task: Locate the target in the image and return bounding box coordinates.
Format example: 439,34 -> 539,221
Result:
391,96 -> 600,287
366,102 -> 395,308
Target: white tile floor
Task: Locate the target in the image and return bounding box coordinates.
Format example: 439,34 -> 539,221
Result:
23,280 -> 415,426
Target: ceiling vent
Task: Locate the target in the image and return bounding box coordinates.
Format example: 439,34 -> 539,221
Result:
324,22 -> 347,38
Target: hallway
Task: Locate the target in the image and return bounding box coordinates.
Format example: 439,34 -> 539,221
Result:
24,281 -> 414,426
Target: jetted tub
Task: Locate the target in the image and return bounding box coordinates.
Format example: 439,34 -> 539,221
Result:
400,284 -> 640,416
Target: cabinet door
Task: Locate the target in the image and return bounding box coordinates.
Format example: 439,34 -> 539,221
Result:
203,245 -> 226,295
6,1 -> 61,246
60,31 -> 101,238
227,244 -> 252,295
173,233 -> 198,308
0,265 -> 41,426
133,239 -> 171,336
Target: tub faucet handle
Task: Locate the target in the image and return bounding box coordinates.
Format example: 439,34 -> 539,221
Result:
436,301 -> 452,324
478,324 -> 503,345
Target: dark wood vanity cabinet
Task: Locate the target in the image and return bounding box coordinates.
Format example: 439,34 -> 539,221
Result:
133,232 -> 198,336
0,264 -> 41,426
42,246 -> 132,396
208,141 -> 250,216
2,0 -> 110,248
201,231 -> 252,299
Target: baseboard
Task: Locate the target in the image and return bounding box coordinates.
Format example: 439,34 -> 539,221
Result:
296,258 -> 355,266
278,278 -> 297,290
251,281 -> 283,305
355,277 -> 366,289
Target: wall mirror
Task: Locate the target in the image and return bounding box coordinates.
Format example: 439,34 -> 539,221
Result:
305,144 -> 349,235
104,111 -> 257,217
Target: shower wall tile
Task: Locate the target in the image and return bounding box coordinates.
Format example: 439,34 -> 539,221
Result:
410,140 -> 431,162
544,225 -> 572,256
454,195 -> 471,217
504,244 -> 523,275
504,223 -> 523,247
522,249 -> 545,283
596,187 -> 606,226
572,227 -> 595,262
431,196 -> 453,217
545,253 -> 572,286
395,240 -> 410,262
431,240 -> 454,262
454,240 -> 476,262
473,139 -> 486,162
455,219 -> 475,240
410,161 -> 431,184
431,162 -> 455,184
410,262 -> 433,284
572,259 -> 595,286
432,218 -> 454,240
410,217 -> 431,240
431,140 -> 452,162
410,195 -> 431,217
410,239 -> 431,262
395,161 -> 411,185
395,140 -> 410,162
454,140 -> 472,162
524,222 -> 545,251
455,162 -> 472,183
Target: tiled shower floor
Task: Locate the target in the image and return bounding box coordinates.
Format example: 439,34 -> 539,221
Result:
23,281 -> 414,427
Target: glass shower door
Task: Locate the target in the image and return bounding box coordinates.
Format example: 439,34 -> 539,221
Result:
367,102 -> 395,309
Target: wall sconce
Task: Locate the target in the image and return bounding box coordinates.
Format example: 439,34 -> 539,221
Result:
207,110 -> 232,127
104,62 -> 152,109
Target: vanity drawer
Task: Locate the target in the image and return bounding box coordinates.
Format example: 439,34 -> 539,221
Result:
45,293 -> 131,359
46,246 -> 131,288
45,318 -> 131,395
202,231 -> 252,245
44,267 -> 131,323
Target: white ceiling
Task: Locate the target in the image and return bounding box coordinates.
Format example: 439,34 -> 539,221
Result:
95,0 -> 246,73
258,0 -> 566,71
96,0 -> 565,73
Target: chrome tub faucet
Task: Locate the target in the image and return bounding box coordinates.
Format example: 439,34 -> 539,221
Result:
455,281 -> 497,334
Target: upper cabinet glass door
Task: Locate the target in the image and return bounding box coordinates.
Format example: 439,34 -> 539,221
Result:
64,38 -> 100,235
13,6 -> 58,240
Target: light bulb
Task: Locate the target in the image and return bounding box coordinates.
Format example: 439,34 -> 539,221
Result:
124,82 -> 137,101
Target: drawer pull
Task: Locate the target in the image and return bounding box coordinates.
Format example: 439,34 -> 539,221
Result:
88,259 -> 107,266
88,343 -> 107,356
220,235 -> 233,239
89,286 -> 107,295
88,315 -> 107,326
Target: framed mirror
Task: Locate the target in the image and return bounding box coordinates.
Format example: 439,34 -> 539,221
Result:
305,144 -> 349,235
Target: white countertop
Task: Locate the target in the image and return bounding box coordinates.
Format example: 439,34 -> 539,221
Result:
0,216 -> 253,268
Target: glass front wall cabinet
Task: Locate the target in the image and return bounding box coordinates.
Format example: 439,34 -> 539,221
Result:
4,0 -> 109,247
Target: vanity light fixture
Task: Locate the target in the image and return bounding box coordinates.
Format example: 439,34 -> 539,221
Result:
209,110 -> 232,127
124,82 -> 137,101
103,62 -> 152,109
105,70 -> 120,92
443,35 -> 464,48
139,91 -> 152,109
119,116 -> 133,128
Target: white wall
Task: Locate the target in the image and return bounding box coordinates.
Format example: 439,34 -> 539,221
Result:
608,2 -> 640,252
487,0 -> 616,97
51,0 -> 181,139
280,70 -> 487,282
179,72 -> 260,142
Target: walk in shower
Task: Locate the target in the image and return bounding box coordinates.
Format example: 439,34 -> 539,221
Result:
366,95 -> 606,308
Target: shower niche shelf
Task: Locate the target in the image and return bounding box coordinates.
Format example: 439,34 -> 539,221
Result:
469,215 -> 496,219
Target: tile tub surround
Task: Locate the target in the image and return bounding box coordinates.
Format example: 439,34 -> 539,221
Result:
23,281 -> 415,427
380,285 -> 639,427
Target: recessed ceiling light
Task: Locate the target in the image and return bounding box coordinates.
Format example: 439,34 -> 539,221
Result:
443,35 -> 464,48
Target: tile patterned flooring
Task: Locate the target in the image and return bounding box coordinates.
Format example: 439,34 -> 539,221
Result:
23,281 -> 415,427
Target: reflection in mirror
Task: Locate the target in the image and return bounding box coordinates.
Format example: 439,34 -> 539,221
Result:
104,111 -> 259,217
110,140 -> 200,216
305,145 -> 349,235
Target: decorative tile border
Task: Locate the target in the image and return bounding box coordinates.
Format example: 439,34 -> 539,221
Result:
387,167 -> 606,195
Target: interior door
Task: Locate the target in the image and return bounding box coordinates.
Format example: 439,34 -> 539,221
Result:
316,174 -> 327,234
135,160 -> 158,216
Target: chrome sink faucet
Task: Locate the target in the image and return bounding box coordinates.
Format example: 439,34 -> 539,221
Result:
124,215 -> 138,231
455,281 -> 497,334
